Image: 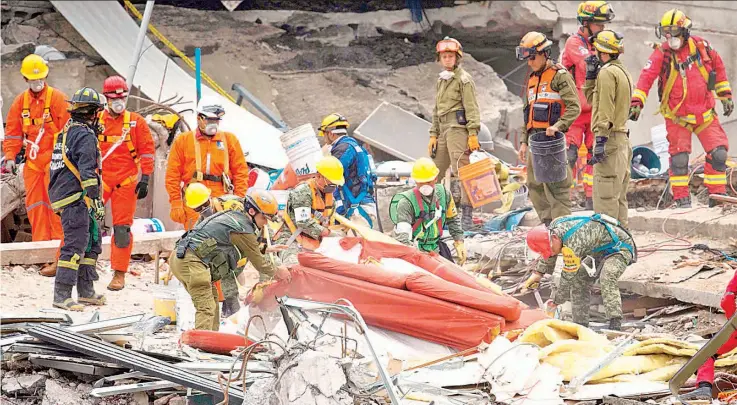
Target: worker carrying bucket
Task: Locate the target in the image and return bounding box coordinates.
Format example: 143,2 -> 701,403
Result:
515,31 -> 581,280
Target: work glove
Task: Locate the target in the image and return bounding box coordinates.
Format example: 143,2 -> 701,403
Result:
467,134 -> 480,152
90,199 -> 106,223
2,159 -> 17,174
722,292 -> 737,318
522,271 -> 543,292
221,295 -> 241,318
454,240 -> 467,265
567,144 -> 579,169
170,200 -> 187,224
722,98 -> 734,117
135,174 -> 150,200
588,136 -> 608,165
428,135 -> 438,157
584,55 -> 601,80
629,100 -> 643,121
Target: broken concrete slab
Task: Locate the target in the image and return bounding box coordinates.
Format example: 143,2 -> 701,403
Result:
303,25 -> 355,47
625,207 -> 737,241
275,350 -> 351,405
0,42 -> 35,62
42,379 -> 94,405
1,374 -> 47,396
2,21 -> 40,45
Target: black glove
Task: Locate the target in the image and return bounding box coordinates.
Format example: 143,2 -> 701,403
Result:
222,295 -> 241,318
90,198 -> 106,222
585,55 -> 601,80
567,144 -> 579,169
588,136 -> 608,165
135,174 -> 150,200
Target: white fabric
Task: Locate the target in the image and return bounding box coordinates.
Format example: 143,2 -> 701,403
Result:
668,36 -> 683,50
438,70 -> 455,81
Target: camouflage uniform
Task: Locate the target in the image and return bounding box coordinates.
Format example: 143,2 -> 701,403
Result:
274,182 -> 330,266
549,215 -> 635,326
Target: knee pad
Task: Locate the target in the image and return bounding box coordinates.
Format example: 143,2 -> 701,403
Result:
707,146 -> 728,172
670,152 -> 690,175
113,225 -> 131,248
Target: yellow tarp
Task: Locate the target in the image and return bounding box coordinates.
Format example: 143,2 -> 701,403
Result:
622,338 -> 698,357
544,353 -> 678,382
518,319 -> 609,348
539,339 -> 612,360
594,361 -> 686,383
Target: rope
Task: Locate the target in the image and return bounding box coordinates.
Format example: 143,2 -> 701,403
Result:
123,0 -> 236,103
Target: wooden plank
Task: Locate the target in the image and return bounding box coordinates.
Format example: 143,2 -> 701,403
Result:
0,231 -> 183,266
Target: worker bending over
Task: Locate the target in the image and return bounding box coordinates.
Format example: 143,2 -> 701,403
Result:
183,182 -> 244,224
527,213 -> 636,330
98,75 -> 156,291
630,9 -> 733,208
48,87 -> 107,311
318,113 -> 378,229
389,158 -> 466,264
166,97 -> 249,230
584,31 -> 634,226
169,190 -> 289,330
274,156 -> 345,266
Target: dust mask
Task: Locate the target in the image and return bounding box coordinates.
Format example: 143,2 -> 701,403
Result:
419,185 -> 434,196
110,99 -> 126,114
439,70 -> 455,81
204,123 -> 218,136
668,36 -> 683,50
29,79 -> 44,93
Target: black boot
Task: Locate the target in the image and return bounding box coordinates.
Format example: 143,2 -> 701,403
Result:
680,382 -> 713,402
608,318 -> 622,331
53,282 -> 83,311
675,196 -> 692,208
585,198 -> 594,210
461,205 -> 474,232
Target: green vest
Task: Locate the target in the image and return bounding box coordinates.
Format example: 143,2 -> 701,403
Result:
389,186 -> 448,252
177,210 -> 254,281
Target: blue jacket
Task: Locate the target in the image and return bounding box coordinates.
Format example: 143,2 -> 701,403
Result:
330,136 -> 375,214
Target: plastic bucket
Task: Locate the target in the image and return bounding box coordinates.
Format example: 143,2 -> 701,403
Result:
459,154 -> 502,208
153,295 -> 176,323
289,140 -> 324,177
270,163 -> 298,190
130,218 -> 165,236
529,132 -> 567,183
631,145 -> 663,179
280,123 -> 316,148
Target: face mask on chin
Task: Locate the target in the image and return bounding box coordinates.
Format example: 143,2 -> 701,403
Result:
668,36 -> 683,50
29,80 -> 45,93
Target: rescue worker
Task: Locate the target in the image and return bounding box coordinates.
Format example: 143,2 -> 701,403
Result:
48,87 -> 106,311
427,37 -> 481,231
630,9 -> 733,208
526,213 -> 637,330
274,156 -> 345,266
97,75 -> 156,291
680,271 -> 737,401
516,31 -> 580,281
584,31 -> 634,227
3,54 -> 68,275
562,1 -> 615,209
183,182 -> 244,224
169,190 -> 289,330
318,113 -> 378,229
165,96 -> 249,230
389,158 -> 466,264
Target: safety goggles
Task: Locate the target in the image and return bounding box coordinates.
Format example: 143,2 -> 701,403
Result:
436,39 -> 460,53
655,25 -> 686,39
515,46 -> 538,61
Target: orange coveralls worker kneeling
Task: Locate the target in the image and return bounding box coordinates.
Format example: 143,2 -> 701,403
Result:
165,96 -> 249,230
99,75 -> 156,291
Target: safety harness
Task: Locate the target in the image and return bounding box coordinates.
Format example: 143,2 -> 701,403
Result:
21,86 -> 59,163
51,121 -> 101,211
282,179 -> 335,240
333,137 -> 376,227
191,131 -> 233,193
97,110 -> 139,193
552,214 -> 637,261
389,186 -> 449,252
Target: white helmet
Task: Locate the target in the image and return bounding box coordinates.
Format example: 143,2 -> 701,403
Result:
196,96 -> 225,119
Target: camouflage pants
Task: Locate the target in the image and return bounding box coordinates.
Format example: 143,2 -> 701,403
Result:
274,229 -> 300,266
555,253 -> 630,325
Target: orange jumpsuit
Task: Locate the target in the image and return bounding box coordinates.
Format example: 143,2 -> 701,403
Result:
165,130 -> 249,230
3,85 -> 68,241
99,110 -> 155,272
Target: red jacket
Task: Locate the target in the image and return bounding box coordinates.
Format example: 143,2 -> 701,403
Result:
561,28 -> 593,113
633,35 -> 731,119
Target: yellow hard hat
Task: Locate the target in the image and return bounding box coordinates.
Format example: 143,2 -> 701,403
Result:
436,37 -> 463,58
315,156 -> 345,186
20,54 -> 49,80
411,157 -> 440,183
152,113 -> 180,130
184,182 -> 212,209
214,195 -> 245,212
318,113 -> 349,137
245,189 -> 279,217
577,1 -> 615,23
592,30 -> 624,54
657,9 -> 691,39
517,32 -> 553,61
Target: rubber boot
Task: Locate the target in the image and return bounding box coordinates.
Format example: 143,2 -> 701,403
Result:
585,198 -> 594,211
608,318 -> 622,331
461,205 -> 474,232
107,271 -> 126,291
78,278 -> 106,306
675,196 -> 692,208
709,193 -> 727,208
53,282 -> 83,311
39,262 -> 57,277
679,383 -> 712,402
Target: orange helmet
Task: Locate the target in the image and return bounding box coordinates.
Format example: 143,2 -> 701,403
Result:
436,37 -> 463,58
516,32 -> 553,61
527,225 -> 553,259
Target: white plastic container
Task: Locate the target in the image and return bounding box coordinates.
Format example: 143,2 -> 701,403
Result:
280,123 -> 322,177
175,281 -> 197,332
130,218 -> 165,236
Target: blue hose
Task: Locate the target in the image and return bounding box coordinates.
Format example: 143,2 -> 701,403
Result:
407,0 -> 423,23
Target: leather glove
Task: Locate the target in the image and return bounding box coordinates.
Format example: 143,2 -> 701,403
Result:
467,134 -> 480,152
584,55 -> 601,80
629,100 -> 643,121
428,136 -> 438,157
722,98 -> 734,117
170,200 -> 187,224
135,174 -> 150,200
90,198 -> 105,222
722,292 -> 737,318
454,240 -> 467,265
221,295 -> 241,318
522,271 -> 543,291
566,144 -> 579,169
2,159 -> 17,174
588,136 -> 608,165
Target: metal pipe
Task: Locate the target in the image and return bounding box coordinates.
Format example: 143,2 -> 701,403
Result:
195,47 -> 202,102
125,0 -> 155,105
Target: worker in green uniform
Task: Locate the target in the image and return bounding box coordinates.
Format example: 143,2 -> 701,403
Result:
389,158 -> 467,264
584,30 -> 633,227
427,36 -> 481,232
274,156 -> 345,266
169,190 -> 289,330
526,213 -> 637,330
516,31 -> 581,289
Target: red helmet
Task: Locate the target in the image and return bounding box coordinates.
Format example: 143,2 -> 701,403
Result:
102,75 -> 128,99
527,225 -> 553,259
